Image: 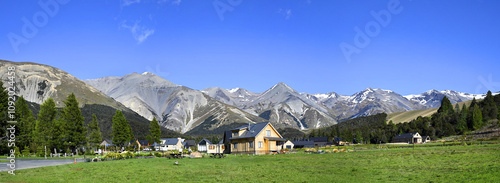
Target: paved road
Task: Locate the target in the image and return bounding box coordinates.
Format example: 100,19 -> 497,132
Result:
0,159 -> 85,172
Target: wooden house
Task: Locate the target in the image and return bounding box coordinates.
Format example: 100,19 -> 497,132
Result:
224,122 -> 286,155
392,132 -> 423,144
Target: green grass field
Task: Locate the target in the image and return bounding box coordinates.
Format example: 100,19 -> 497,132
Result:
2,144 -> 499,182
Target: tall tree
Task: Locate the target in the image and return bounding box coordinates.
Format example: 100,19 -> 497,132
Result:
481,91 -> 498,121
472,104 -> 483,130
0,81 -> 9,154
87,114 -> 102,149
35,98 -> 57,149
61,93 -> 86,152
456,103 -> 468,134
15,96 -> 35,151
149,117 -> 161,143
112,110 -> 131,148
437,96 -> 454,115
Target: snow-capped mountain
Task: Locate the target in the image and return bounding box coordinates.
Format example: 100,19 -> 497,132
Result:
204,83 -> 338,129
86,73 -> 265,133
206,85 -> 492,123
404,90 -> 487,108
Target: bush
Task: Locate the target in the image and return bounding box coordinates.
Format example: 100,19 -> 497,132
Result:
333,149 -> 339,153
104,152 -> 124,159
122,151 -> 135,158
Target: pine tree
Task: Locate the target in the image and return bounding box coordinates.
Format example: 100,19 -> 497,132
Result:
457,103 -> 468,134
437,96 -> 454,115
0,81 -> 8,154
87,114 -> 102,148
51,116 -> 65,151
472,104 -> 483,130
15,96 -> 35,151
61,93 -> 86,152
35,98 -> 57,148
482,91 -> 498,121
454,104 -> 460,114
149,117 -> 161,143
112,110 -> 130,148
309,129 -> 316,138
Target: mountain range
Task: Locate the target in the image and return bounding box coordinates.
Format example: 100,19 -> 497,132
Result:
1,60 -> 493,135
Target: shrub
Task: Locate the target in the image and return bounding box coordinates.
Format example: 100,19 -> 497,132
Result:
122,151 -> 135,158
104,152 -> 124,159
333,149 -> 339,153
340,148 -> 347,153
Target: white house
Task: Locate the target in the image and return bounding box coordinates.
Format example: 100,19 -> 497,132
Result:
197,139 -> 212,152
159,138 -> 184,152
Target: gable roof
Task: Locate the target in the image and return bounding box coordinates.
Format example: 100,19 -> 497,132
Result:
161,138 -> 180,145
137,140 -> 149,146
333,137 -> 342,142
102,139 -> 113,145
230,122 -> 282,140
198,139 -> 212,145
393,132 -> 421,140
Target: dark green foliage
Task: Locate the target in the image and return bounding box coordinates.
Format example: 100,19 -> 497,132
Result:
79,104 -> 179,139
0,81 -> 8,154
456,103 -> 468,134
480,91 -> 498,121
472,104 -> 483,130
15,96 -> 35,151
87,114 -> 102,148
112,110 -> 132,147
149,117 -> 161,143
278,128 -> 305,140
61,93 -> 86,151
35,98 -> 57,148
437,96 -> 454,115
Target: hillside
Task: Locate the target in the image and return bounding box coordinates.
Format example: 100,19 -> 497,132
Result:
387,100 -> 478,124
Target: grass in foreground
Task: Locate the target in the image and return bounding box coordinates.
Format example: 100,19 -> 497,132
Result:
2,144 -> 499,182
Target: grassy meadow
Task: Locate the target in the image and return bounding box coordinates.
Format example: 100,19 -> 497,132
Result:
1,143 -> 499,182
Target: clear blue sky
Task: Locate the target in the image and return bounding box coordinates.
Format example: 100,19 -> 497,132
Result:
2,0 -> 499,95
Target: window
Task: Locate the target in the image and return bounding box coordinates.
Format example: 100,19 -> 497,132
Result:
233,132 -> 238,137
258,141 -> 263,148
209,145 -> 214,150
233,143 -> 237,149
266,130 -> 271,136
249,141 -> 254,148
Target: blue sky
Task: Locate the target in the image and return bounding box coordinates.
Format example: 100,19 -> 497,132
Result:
1,0 -> 499,95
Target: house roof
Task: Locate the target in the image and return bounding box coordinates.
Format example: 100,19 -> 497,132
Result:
292,140 -> 315,146
151,142 -> 161,147
160,138 -> 180,145
218,140 -> 224,144
393,132 -> 421,140
229,122 -> 271,140
198,139 -> 212,145
309,137 -> 328,142
333,137 -> 342,142
102,139 -> 113,145
184,140 -> 196,146
137,140 -> 149,146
